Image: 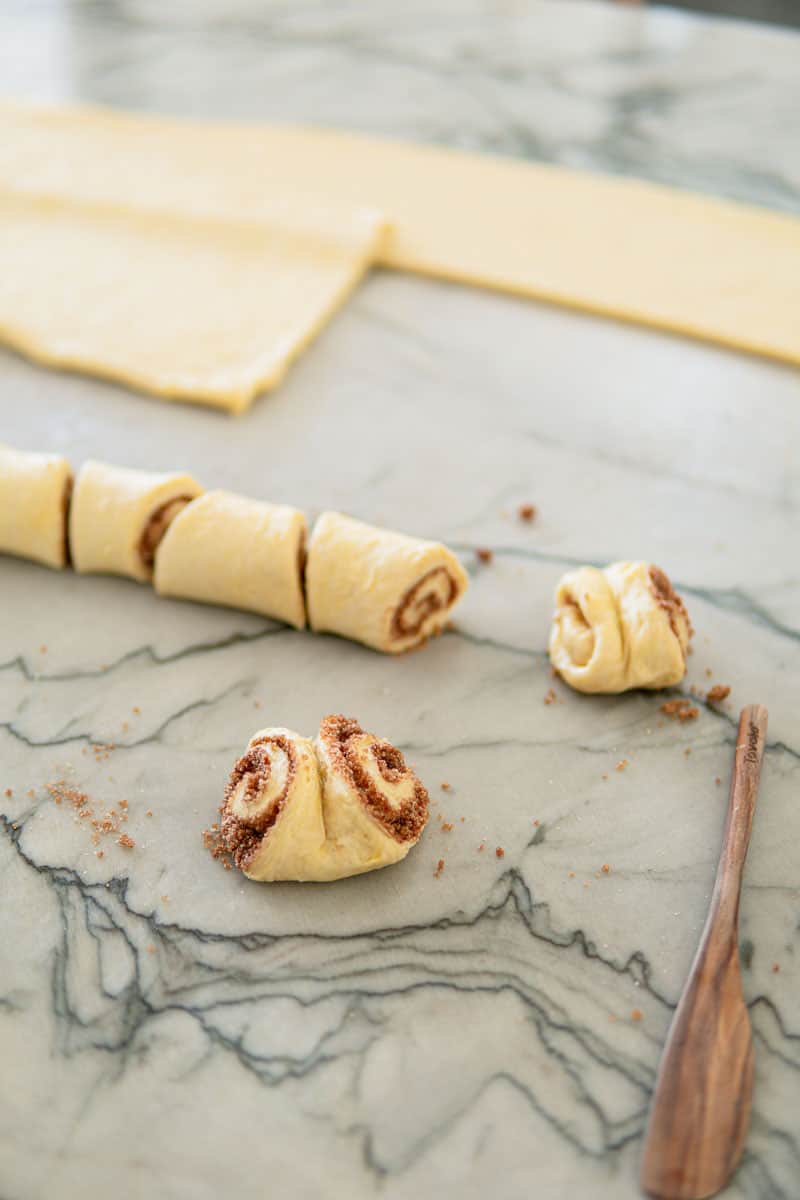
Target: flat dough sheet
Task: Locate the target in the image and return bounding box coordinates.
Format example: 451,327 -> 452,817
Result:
0,177 -> 385,413
0,102 -> 799,412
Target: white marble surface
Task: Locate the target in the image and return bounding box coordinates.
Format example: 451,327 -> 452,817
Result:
1,3 -> 799,1198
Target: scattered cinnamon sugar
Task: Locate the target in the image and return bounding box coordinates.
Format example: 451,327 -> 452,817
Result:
476,547 -> 493,565
95,850 -> 104,858
631,1009 -> 643,1022
161,895 -> 170,903
707,685 -> 731,705
495,847 -> 505,859
4,788 -> 11,798
661,699 -> 698,722
478,842 -> 486,853
705,668 -> 713,678
434,858 -> 445,878
615,760 -> 628,772
121,721 -> 129,733
460,816 -> 465,823
533,819 -> 539,827
39,645 -> 47,654
133,706 -> 141,715
715,777 -> 722,787
145,809 -> 153,817
601,773 -> 608,781
568,871 -> 576,878
772,963 -> 780,974
253,699 -> 262,710
441,822 -> 454,833
117,834 -> 135,849
601,863 -> 610,874
27,789 -> 35,798
544,688 -> 559,706
440,782 -> 451,792
202,824 -> 234,870
146,944 -> 155,954
684,748 -> 692,758
518,503 -> 536,523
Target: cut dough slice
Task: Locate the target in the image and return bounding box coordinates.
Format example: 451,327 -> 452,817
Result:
154,490 -> 307,628
0,442 -> 72,568
220,716 -> 429,882
0,103 -> 797,368
69,459 -> 202,582
0,186 -> 387,412
549,561 -> 692,693
305,511 -> 468,653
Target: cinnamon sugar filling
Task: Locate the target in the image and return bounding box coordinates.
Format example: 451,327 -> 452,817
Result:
391,566 -> 458,641
138,494 -> 194,572
61,474 -> 74,567
649,565 -> 693,652
220,736 -> 297,869
320,714 -> 428,843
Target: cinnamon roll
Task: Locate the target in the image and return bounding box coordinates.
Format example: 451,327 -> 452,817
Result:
549,561 -> 692,693
0,442 -> 73,568
220,715 -> 429,882
69,460 -> 202,582
305,512 -> 468,653
154,490 -> 307,628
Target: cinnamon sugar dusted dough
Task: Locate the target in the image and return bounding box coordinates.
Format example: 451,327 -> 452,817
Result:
549,561 -> 692,693
220,716 -> 429,882
305,512 -> 468,653
70,460 -> 202,582
154,490 -> 307,628
0,443 -> 72,568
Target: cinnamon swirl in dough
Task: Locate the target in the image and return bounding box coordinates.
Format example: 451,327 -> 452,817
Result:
549,561 -> 692,693
305,512 -> 468,653
154,490 -> 306,628
69,460 -> 202,582
220,716 -> 429,882
0,443 -> 72,568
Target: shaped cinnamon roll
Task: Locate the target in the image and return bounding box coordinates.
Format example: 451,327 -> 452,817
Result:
0,442 -> 73,568
305,512 -> 468,653
549,561 -> 692,693
220,715 -> 429,882
154,490 -> 307,628
69,460 -> 202,582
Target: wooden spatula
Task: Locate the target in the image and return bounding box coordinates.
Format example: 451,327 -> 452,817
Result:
640,703 -> 768,1200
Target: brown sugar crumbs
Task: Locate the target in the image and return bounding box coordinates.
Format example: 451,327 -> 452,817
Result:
440,782 -> 451,792
117,834 -> 135,849
518,503 -> 537,522
601,863 -> 610,874
544,688 -> 559,706
434,858 -> 445,878
202,824 -> 235,870
495,847 -> 505,859
615,760 -> 628,772
707,685 -> 731,705
476,547 -> 493,565
661,699 -> 699,722
441,822 -> 454,833
631,1009 -> 643,1022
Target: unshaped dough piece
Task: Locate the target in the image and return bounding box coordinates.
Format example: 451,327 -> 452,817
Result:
549,561 -> 692,693
70,459 -> 202,582
154,490 -> 307,628
0,187 -> 387,413
0,442 -> 72,568
0,103 -> 797,370
305,512 -> 468,653
220,716 -> 429,882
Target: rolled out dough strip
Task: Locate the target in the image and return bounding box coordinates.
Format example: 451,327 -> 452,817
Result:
70,460 -> 202,582
306,511 -> 468,653
1,103 -> 798,367
154,490 -> 307,628
0,442 -> 72,568
0,185 -> 387,412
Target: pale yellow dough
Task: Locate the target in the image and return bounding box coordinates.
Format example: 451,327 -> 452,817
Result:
154,490 -> 307,628
0,185 -> 386,413
549,561 -> 692,694
70,460 -> 202,581
222,718 -> 429,883
0,103 -> 798,371
0,442 -> 72,568
306,512 -> 468,653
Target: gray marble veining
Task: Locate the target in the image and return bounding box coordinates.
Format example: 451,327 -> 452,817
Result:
0,3 -> 799,1198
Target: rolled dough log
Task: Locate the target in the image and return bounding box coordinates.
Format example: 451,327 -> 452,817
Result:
0,442 -> 72,568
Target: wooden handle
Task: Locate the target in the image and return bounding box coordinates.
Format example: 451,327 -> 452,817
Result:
711,704 -> 768,937
640,705 -> 768,1200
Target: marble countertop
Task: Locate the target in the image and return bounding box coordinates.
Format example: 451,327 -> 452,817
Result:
1,3 -> 799,1198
